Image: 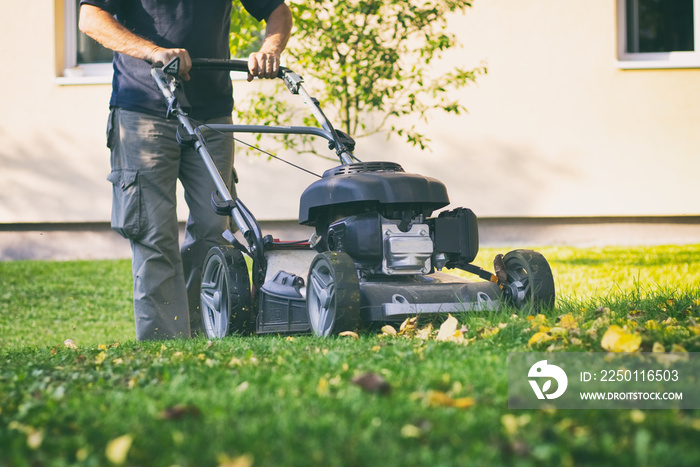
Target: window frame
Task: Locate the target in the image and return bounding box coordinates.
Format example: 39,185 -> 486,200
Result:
57,0 -> 112,85
617,0 -> 700,69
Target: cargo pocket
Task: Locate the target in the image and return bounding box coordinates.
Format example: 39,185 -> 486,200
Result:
107,169 -> 144,239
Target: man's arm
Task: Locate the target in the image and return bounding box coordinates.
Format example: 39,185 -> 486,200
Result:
78,4 -> 193,80
247,3 -> 293,81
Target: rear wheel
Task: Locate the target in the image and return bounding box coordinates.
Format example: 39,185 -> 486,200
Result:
200,246 -> 253,338
502,249 -> 555,312
306,251 -> 361,337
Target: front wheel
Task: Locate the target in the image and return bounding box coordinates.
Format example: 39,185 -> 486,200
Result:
200,246 -> 253,338
501,249 -> 555,312
306,251 -> 361,337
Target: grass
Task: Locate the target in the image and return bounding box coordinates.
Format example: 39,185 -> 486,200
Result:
1,245 -> 700,466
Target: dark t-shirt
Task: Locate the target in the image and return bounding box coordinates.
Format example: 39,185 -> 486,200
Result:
80,0 -> 284,119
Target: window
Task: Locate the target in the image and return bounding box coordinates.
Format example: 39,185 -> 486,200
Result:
617,0 -> 700,68
60,0 -> 113,83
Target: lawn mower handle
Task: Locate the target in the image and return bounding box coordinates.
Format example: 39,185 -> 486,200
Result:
188,58 -> 354,164
190,58 -> 289,80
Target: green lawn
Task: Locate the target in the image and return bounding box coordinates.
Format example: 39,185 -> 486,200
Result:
1,245 -> 699,466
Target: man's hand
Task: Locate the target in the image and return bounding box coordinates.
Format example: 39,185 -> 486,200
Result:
246,3 -> 292,82
149,47 -> 193,81
247,52 -> 281,81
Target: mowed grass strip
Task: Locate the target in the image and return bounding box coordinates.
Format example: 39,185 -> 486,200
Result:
1,244 -> 699,466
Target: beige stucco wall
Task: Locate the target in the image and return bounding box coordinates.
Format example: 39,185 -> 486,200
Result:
0,1 -> 698,225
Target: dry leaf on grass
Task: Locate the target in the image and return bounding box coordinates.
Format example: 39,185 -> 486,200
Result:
601,325 -> 641,352
63,339 -> 78,349
351,372 -> 391,395
339,331 -> 359,339
157,404 -> 202,421
105,434 -> 133,465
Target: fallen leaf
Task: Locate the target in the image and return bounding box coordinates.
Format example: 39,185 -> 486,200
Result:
317,377 -> 330,396
415,323 -> 434,340
399,317 -> 418,336
652,342 -> 665,353
400,424 -> 422,438
217,453 -> 254,467
381,325 -> 397,336
559,314 -> 578,329
528,331 -> 553,346
158,404 -> 201,421
600,325 -> 641,352
671,343 -> 688,354
480,326 -> 500,338
339,331 -> 359,339
436,314 -> 459,341
351,372 -> 391,395
95,351 -> 107,365
105,434 -> 133,465
425,390 -> 475,409
63,339 -> 78,349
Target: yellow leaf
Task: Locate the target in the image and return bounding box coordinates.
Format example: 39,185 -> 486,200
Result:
317,377 -> 329,396
600,325 -> 641,352
481,327 -> 500,338
528,331 -> 553,346
415,323 -> 434,340
452,397 -> 476,409
652,342 -> 665,353
381,325 -> 397,336
559,314 -> 578,329
98,344 -> 107,350
400,424 -> 422,438
645,320 -> 660,331
436,314 -> 459,341
112,358 -> 123,365
426,390 -> 454,407
399,316 -> 418,335
63,339 -> 78,350
95,351 -> 106,365
217,453 -> 254,467
105,434 -> 133,465
671,343 -> 688,354
338,331 -> 359,339
399,317 -> 418,336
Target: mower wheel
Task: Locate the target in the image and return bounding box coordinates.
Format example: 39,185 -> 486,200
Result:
501,249 -> 555,312
306,251 -> 361,337
200,246 -> 253,338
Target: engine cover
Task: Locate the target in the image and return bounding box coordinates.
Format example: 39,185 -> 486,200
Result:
298,162 -> 449,227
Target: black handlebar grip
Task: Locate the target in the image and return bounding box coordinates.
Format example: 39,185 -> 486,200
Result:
190,58 -> 289,79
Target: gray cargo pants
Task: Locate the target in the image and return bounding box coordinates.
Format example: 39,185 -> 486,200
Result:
107,108 -> 235,340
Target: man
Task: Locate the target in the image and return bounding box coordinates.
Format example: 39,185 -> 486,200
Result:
79,0 -> 293,340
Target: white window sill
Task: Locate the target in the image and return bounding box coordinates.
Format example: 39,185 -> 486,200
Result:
617,52 -> 700,69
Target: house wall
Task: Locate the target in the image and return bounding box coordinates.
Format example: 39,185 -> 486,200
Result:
0,0 -> 698,225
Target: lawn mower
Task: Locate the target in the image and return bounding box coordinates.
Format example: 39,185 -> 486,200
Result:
151,58 -> 555,338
